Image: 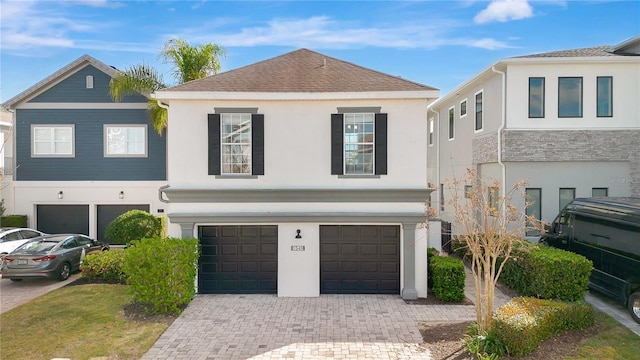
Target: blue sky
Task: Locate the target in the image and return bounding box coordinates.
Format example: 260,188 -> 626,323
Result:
1,0 -> 638,103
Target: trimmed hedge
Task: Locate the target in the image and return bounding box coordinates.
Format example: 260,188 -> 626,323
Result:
427,247 -> 439,288
500,240 -> 592,301
104,210 -> 164,245
123,237 -> 200,315
80,250 -> 126,284
430,255 -> 466,302
493,297 -> 595,357
0,215 -> 28,228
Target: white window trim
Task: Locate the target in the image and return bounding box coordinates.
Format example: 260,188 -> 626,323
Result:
459,99 -> 468,118
448,107 -> 455,141
474,89 -> 484,133
343,112 -> 375,175
220,113 -> 252,175
31,124 -> 75,158
103,124 -> 148,158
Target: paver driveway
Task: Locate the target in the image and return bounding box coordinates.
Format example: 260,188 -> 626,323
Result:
142,294 -> 477,360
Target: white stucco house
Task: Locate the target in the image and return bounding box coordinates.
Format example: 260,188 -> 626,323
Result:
427,36 -> 640,238
154,49 -> 440,299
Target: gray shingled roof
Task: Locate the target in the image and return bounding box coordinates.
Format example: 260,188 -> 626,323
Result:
515,36 -> 640,59
160,48 -> 437,93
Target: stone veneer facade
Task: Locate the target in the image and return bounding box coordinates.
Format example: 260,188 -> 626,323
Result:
472,129 -> 640,196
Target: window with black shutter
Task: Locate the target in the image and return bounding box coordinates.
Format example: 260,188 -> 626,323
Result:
331,112 -> 387,176
208,113 -> 264,176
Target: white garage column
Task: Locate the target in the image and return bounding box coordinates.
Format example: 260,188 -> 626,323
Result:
277,223 -> 320,297
401,221 -> 419,300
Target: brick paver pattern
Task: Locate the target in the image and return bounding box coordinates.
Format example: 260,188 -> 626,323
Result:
142,294 -> 478,360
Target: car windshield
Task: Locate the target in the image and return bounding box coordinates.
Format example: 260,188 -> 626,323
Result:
17,240 -> 58,254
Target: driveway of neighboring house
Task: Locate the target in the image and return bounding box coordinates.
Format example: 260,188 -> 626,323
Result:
0,273 -> 80,313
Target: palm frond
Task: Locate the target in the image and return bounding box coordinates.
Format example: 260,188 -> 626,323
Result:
109,64 -> 166,101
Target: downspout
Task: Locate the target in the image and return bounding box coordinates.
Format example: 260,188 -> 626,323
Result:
491,65 -> 507,222
428,107 -> 440,217
156,99 -> 170,204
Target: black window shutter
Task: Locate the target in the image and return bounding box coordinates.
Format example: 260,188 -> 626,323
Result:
331,114 -> 344,175
375,113 -> 387,175
208,114 -> 221,175
251,114 -> 264,175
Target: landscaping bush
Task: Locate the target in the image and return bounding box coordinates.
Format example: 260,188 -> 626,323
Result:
430,255 -> 465,302
123,237 -> 200,315
80,250 -> 126,284
0,215 -> 28,227
427,247 -> 439,288
499,240 -> 592,301
493,297 -> 595,357
451,235 -> 470,259
104,210 -> 164,245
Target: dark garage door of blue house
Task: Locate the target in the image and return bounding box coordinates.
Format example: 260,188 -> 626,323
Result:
97,204 -> 150,243
198,225 -> 278,294
37,205 -> 89,235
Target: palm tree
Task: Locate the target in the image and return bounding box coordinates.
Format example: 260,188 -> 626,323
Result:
109,39 -> 225,134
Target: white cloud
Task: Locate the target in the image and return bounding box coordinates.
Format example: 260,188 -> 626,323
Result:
185,16 -> 513,51
0,0 -> 143,53
474,0 -> 534,24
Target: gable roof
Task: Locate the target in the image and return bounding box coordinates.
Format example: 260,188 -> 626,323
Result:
515,35 -> 640,58
159,48 -> 437,93
2,54 -> 119,109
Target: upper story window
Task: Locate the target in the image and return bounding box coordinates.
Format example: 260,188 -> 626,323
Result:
104,125 -> 147,157
558,77 -> 583,117
331,109 -> 387,176
597,76 -> 613,117
448,107 -> 455,140
529,77 -> 545,118
221,113 -> 252,175
475,91 -> 483,131
343,113 -> 374,175
208,111 -> 264,176
460,99 -> 467,117
428,119 -> 434,146
86,75 -> 94,89
32,125 -> 74,157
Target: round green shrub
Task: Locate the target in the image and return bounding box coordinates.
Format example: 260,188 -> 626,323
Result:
80,250 -> 126,284
104,210 -> 163,245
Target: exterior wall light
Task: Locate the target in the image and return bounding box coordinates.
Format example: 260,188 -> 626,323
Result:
295,229 -> 302,239
119,191 -> 124,199
58,191 -> 63,199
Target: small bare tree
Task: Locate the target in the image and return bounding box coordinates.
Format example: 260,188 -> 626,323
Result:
445,168 -> 535,333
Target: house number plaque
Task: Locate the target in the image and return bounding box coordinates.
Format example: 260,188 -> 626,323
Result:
291,245 -> 305,251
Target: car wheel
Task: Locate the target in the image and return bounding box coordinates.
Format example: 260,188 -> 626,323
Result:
629,292 -> 640,324
57,262 -> 71,281
10,278 -> 22,282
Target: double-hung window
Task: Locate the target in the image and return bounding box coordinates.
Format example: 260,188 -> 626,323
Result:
597,76 -> 613,117
558,77 -> 583,117
475,91 -> 483,131
460,100 -> 467,117
104,125 -> 147,157
529,77 -> 545,118
32,125 -> 74,157
208,111 -> 264,176
331,110 -> 387,176
343,113 -> 374,175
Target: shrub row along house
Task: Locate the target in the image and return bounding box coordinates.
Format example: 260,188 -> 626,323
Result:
2,36 -> 639,298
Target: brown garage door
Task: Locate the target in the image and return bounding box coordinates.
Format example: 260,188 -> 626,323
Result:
198,225 -> 277,294
320,225 -> 400,294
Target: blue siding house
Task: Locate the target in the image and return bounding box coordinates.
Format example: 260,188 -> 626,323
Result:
2,55 -> 168,241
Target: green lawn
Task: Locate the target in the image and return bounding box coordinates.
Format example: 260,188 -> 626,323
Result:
0,283 -> 171,360
567,311 -> 640,360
